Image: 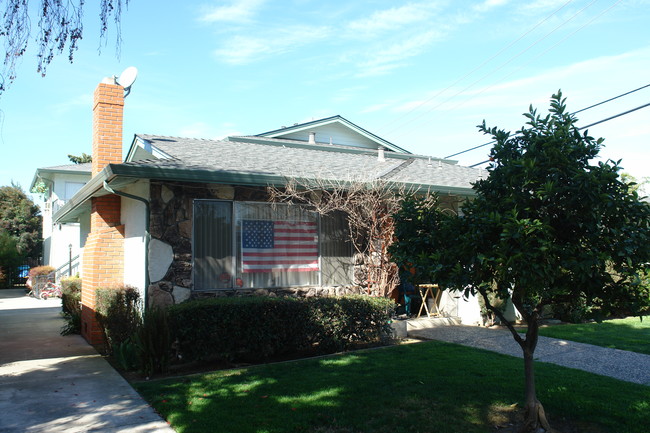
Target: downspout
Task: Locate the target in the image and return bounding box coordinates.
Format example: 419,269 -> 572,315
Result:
102,181 -> 151,313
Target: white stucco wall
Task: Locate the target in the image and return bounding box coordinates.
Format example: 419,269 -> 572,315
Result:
438,289 -> 483,325
438,288 -> 521,325
48,223 -> 82,271
121,180 -> 150,299
42,172 -> 89,269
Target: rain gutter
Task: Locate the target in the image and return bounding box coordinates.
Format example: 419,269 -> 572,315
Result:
102,181 -> 151,313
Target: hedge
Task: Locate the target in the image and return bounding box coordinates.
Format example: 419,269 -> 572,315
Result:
168,295 -> 395,363
60,276 -> 82,335
95,286 -> 142,353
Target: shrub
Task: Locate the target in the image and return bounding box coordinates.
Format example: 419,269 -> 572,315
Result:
0,231 -> 21,287
168,295 -> 395,363
28,265 -> 55,278
552,299 -> 592,323
60,277 -> 82,335
133,307 -> 171,377
28,265 -> 56,294
95,286 -> 142,353
307,295 -> 395,352
113,339 -> 139,372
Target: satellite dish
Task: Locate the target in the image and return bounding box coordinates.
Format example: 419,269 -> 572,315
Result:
116,66 -> 138,97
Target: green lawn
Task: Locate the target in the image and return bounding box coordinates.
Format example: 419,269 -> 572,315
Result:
537,316 -> 650,355
134,341 -> 650,433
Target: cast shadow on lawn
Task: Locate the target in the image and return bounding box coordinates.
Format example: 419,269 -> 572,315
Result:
134,342 -> 650,433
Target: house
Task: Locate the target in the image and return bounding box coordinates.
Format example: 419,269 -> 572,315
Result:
51,77 -> 488,345
30,163 -> 91,278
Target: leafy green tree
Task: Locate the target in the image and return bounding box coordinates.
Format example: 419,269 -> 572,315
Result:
68,153 -> 92,164
0,184 -> 42,261
621,172 -> 649,197
391,92 -> 650,432
0,230 -> 21,287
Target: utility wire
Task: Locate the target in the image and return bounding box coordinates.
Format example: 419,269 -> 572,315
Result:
446,80 -> 649,159
383,0 -> 597,136
468,100 -> 650,168
375,0 -> 577,135
444,0 -> 623,116
572,83 -> 650,115
578,101 -> 650,130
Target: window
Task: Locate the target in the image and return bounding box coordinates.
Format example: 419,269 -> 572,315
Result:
193,200 -> 352,290
193,201 -> 233,289
64,182 -> 85,200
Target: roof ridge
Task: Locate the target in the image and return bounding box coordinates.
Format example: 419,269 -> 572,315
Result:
377,158 -> 416,179
137,133 -> 218,142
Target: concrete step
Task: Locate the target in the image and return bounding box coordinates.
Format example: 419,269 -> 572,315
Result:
407,316 -> 461,334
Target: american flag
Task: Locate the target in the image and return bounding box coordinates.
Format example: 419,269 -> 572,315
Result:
241,219 -> 319,273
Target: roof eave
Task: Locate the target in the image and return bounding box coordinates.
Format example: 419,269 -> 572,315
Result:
54,163 -> 477,223
257,115 -> 410,154
30,166 -> 92,192
53,167 -> 115,223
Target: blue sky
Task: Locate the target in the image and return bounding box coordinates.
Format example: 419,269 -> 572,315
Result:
1,0 -> 649,198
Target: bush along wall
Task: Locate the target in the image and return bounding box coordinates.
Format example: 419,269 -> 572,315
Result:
60,276 -> 82,335
95,286 -> 142,354
168,295 -> 395,363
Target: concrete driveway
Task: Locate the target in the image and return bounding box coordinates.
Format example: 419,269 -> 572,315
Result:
0,288 -> 175,433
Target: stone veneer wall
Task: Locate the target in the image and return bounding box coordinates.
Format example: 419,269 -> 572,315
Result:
147,181 -> 364,309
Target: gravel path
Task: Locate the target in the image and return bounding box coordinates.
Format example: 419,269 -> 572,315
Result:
407,320 -> 650,386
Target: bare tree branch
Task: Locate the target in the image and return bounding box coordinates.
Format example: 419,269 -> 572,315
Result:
269,176 -> 418,297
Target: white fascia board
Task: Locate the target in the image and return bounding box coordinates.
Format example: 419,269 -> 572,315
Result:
262,118 -> 340,138
126,135 -> 173,162
263,116 -> 407,153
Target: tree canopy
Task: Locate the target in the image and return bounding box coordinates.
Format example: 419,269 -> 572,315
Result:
1,0 -> 129,93
0,184 -> 42,261
391,92 -> 650,432
68,152 -> 92,164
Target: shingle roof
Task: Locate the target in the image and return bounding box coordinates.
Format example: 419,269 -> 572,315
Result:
38,162 -> 92,173
132,134 -> 484,193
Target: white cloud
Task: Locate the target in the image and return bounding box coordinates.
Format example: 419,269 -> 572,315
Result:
214,25 -> 331,64
356,30 -> 443,77
347,2 -> 443,35
515,0 -> 575,16
472,0 -> 510,13
361,102 -> 392,113
389,46 -> 650,178
52,93 -> 93,115
199,0 -> 265,23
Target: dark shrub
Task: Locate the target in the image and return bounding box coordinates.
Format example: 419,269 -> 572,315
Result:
60,276 -> 82,335
95,286 -> 142,353
168,295 -> 395,363
133,307 -> 171,376
307,295 -> 395,352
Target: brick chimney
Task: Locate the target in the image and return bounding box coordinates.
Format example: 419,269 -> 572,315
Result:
81,78 -> 126,345
92,78 -> 124,176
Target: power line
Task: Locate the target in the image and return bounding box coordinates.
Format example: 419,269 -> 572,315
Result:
375,0 -> 577,135
443,0 -> 623,116
572,83 -> 650,115
468,100 -> 650,167
578,101 -> 650,130
446,80 -> 650,159
382,0 -> 597,136
446,139 -> 495,159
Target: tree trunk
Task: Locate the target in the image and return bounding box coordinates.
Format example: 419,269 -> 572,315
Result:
519,320 -> 557,433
